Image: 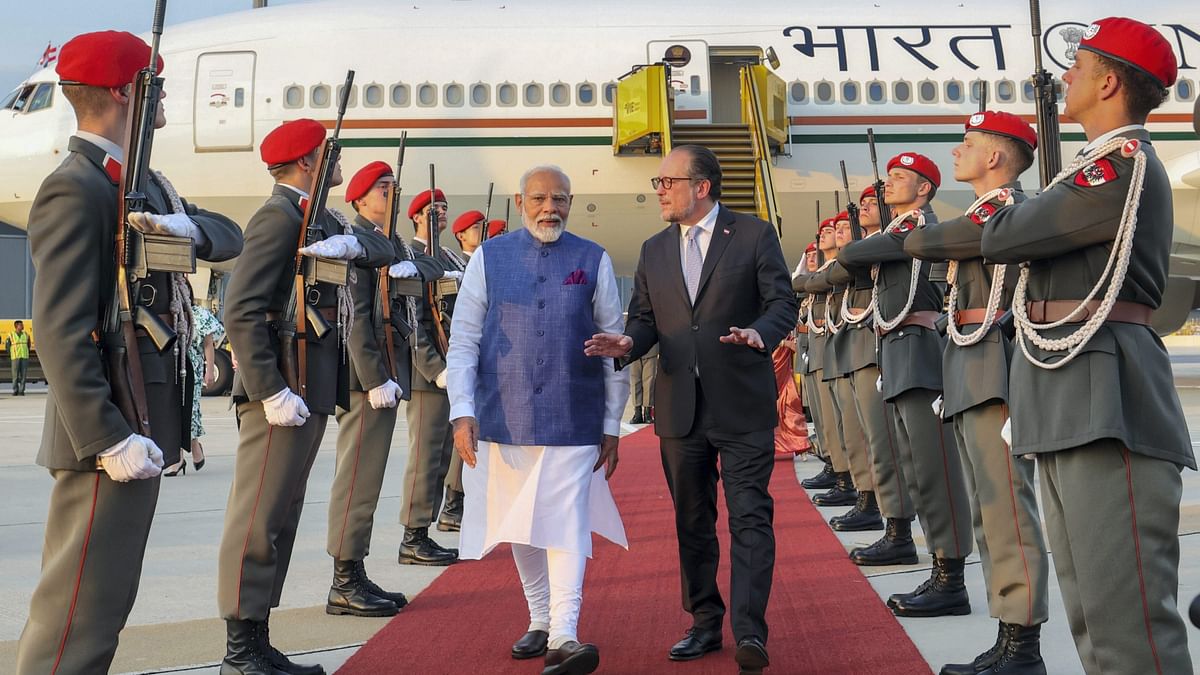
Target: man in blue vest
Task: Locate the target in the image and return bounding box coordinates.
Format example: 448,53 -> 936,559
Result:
447,165 -> 629,675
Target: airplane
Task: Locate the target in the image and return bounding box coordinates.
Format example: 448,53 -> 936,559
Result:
1,0 -> 1199,330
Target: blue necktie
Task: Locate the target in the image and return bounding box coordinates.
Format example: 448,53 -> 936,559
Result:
685,225 -> 703,303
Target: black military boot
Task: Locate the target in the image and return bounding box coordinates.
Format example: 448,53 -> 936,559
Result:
327,559 -> 399,617
830,490 -> 884,531
811,472 -> 857,506
356,560 -> 408,608
646,406 -> 655,422
849,517 -> 919,566
255,618 -> 325,675
800,457 -> 837,490
888,564 -> 936,609
398,526 -> 458,566
629,406 -> 645,424
221,619 -> 285,675
978,623 -> 1046,675
893,556 -> 971,617
940,621 -> 1005,674
437,488 -> 464,532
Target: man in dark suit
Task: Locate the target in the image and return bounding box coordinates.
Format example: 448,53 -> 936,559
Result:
586,145 -> 796,675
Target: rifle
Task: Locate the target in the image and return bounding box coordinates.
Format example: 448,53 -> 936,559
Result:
866,128 -> 893,227
814,199 -> 825,266
280,69 -> 355,401
379,131 -> 412,381
504,198 -> 511,233
426,163 -> 451,358
105,0 -> 172,438
1029,0 -> 1062,187
480,182 -> 495,242
840,160 -> 863,240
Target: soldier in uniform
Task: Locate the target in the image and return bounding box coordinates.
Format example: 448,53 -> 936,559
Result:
325,161 -> 445,618
796,241 -> 834,489
906,111 -> 1050,673
217,119 -> 392,675
15,31 -> 243,674
839,153 -> 974,617
399,188 -> 465,564
982,18 -> 1194,674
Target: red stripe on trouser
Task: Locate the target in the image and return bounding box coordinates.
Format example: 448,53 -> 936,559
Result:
50,472 -> 101,675
1123,448 -> 1165,674
335,403 -> 369,559
236,425 -> 275,619
936,418 -> 964,558
999,404 -> 1035,626
405,394 -> 425,520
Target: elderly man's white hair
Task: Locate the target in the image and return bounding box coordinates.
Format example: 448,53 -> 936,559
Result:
518,165 -> 572,194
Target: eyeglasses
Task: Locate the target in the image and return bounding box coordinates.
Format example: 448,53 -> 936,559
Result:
650,176 -> 696,190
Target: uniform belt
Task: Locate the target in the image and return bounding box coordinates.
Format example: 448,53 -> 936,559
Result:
264,307 -> 338,323
811,319 -> 825,327
850,307 -> 871,313
796,325 -> 809,334
878,310 -> 941,336
1024,300 -> 1152,326
954,308 -> 1004,326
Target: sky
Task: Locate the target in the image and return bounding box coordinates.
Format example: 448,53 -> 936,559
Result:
0,0 -> 310,92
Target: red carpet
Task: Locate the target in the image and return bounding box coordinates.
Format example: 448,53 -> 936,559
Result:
339,429 -> 931,674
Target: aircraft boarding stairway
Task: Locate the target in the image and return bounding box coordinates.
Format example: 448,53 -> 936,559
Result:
669,123 -> 758,214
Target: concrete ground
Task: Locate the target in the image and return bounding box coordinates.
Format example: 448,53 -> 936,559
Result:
2,350 -> 1200,673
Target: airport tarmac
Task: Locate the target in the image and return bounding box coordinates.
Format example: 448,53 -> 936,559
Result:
3,351 -> 1200,674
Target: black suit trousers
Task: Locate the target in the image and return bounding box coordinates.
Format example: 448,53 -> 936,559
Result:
659,381 -> 775,642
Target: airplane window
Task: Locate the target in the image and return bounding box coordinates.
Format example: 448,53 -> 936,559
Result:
3,84 -> 35,112
524,83 -> 544,107
893,80 -> 912,104
1021,80 -> 1035,103
337,84 -> 358,108
790,81 -> 807,104
445,83 -> 464,107
284,85 -> 303,108
918,80 -> 938,104
814,80 -> 834,104
603,82 -> 617,106
550,82 -> 570,106
233,88 -> 244,109
969,80 -> 987,105
26,83 -> 54,112
390,83 -> 410,107
577,82 -> 596,106
0,86 -> 22,111
363,83 -> 384,107
996,79 -> 1016,103
866,80 -> 886,104
471,83 -> 490,106
417,83 -> 437,107
1176,79 -> 1195,102
498,82 -> 517,107
841,81 -> 860,104
945,80 -> 964,103
311,84 -> 331,108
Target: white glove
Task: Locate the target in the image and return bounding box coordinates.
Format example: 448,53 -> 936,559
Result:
1000,416 -> 1012,446
435,370 -> 448,389
127,211 -> 200,240
388,261 -> 419,279
298,234 -> 365,261
97,433 -> 165,482
876,375 -> 883,392
801,353 -> 809,365
931,395 -> 944,418
262,387 -> 310,427
441,270 -> 464,281
368,379 -> 403,409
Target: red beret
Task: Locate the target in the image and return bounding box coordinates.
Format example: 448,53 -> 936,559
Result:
452,210 -> 485,235
818,217 -> 836,232
57,31 -> 163,87
408,189 -> 447,219
345,161 -> 393,203
487,219 -> 506,237
1079,17 -> 1177,88
834,210 -> 850,223
261,118 -> 326,167
859,185 -> 877,202
888,152 -> 941,188
965,110 -> 1038,149
805,241 -> 818,254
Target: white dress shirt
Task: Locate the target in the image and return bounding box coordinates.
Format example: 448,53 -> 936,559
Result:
1081,124 -> 1144,155
75,131 -> 124,162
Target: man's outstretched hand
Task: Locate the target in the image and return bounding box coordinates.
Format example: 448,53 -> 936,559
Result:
719,326 -> 764,350
584,333 -> 633,358
594,434 -> 619,479
453,416 -> 480,468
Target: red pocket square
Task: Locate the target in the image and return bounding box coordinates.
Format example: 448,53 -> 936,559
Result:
563,269 -> 588,285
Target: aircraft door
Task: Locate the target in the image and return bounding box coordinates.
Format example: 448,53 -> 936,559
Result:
647,40 -> 710,125
194,51 -> 256,152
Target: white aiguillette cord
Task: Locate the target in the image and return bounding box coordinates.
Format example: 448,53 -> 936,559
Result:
871,209 -> 925,333
152,170 -> 194,387
946,188 -> 1015,347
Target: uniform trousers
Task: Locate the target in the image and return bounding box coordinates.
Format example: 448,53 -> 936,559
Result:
812,368 -> 848,473
1038,439 -> 1191,675
328,390 -> 397,561
832,375 -> 874,491
849,366 -> 914,519
630,354 -> 657,407
218,403 -> 328,620
512,544 -> 588,648
800,369 -> 823,458
445,449 -> 464,494
891,388 -> 973,559
16,471 -> 159,674
953,401 -> 1048,626
401,388 -> 454,528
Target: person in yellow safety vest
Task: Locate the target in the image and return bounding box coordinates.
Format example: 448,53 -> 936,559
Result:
6,320 -> 31,396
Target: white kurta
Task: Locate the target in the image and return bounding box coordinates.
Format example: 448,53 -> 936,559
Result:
446,241 -> 631,560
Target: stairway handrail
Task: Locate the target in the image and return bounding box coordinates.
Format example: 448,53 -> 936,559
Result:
659,63 -> 673,154
741,66 -> 782,237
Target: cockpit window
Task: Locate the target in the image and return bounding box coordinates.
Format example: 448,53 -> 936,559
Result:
27,83 -> 53,112
1,83 -> 53,113
2,84 -> 34,112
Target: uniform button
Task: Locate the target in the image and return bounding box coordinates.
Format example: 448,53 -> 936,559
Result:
534,386 -> 543,394
538,300 -> 546,309
536,329 -> 545,336
691,324 -> 699,332
536,358 -> 544,365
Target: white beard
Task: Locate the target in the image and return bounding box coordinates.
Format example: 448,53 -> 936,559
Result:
523,213 -> 566,243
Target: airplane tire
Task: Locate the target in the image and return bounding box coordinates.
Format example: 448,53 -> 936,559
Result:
203,348 -> 235,396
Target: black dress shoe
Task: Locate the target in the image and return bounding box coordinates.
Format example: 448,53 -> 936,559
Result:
542,640 -> 599,675
512,629 -> 549,659
398,527 -> 458,566
668,627 -> 723,661
735,636 -> 770,675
